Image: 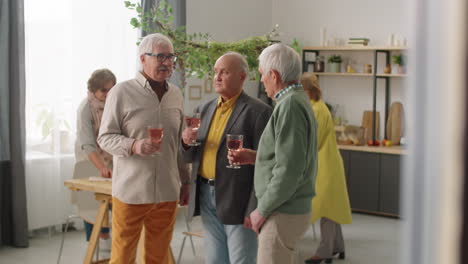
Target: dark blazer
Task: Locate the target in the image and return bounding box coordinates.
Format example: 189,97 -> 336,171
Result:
182,91 -> 272,225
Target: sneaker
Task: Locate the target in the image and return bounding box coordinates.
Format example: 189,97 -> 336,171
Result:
99,237 -> 112,252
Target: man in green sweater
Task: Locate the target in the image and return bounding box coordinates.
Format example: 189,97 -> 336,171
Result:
228,43 -> 318,264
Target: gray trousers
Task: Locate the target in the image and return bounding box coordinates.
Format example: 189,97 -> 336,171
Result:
315,217 -> 345,258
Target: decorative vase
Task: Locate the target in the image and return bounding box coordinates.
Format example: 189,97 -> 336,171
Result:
364,64 -> 373,74
314,56 -> 325,72
329,63 -> 341,73
392,64 -> 406,74
397,65 -> 406,74
384,64 -> 392,74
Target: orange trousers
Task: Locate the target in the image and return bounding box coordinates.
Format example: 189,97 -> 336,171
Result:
110,197 -> 178,264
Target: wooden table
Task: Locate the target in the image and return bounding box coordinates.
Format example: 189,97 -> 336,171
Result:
64,179 -> 175,264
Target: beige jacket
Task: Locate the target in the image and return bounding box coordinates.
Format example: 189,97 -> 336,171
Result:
75,98 -> 97,162
98,72 -> 190,204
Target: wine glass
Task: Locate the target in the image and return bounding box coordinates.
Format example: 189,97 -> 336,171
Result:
226,134 -> 243,169
185,112 -> 201,146
147,124 -> 164,156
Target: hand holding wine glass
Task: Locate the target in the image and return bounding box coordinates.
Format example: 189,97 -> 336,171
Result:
228,148 -> 257,165
183,112 -> 201,146
146,124 -> 164,156
226,134 -> 243,169
132,138 -> 161,156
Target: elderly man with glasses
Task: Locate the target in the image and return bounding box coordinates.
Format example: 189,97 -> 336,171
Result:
98,33 -> 190,264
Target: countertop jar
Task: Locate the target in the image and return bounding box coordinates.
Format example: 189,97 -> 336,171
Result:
364,64 -> 372,73
314,56 -> 325,72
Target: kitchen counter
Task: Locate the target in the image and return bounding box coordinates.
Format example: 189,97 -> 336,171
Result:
338,144 -> 406,155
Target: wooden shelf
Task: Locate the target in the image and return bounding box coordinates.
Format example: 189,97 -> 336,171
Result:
314,72 -> 373,77
338,144 -> 406,155
311,73 -> 407,78
303,46 -> 408,51
351,208 -> 400,218
376,73 -> 408,78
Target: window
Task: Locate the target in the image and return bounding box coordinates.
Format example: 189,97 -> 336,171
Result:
24,0 -> 138,229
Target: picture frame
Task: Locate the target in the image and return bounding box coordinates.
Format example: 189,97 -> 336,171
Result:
189,85 -> 202,100
204,78 -> 213,93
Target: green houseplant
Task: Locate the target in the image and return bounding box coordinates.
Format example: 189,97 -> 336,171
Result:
392,54 -> 406,74
124,1 -> 299,89
328,55 -> 342,73
36,106 -> 71,141
34,104 -> 73,153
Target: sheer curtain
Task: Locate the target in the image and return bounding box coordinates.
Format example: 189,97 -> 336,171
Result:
24,0 -> 138,230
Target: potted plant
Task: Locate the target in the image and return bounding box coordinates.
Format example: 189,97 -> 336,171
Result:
392,54 -> 406,74
35,105 -> 72,153
328,55 -> 342,73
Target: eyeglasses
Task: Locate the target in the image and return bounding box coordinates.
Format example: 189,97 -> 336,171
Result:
99,88 -> 111,93
145,52 -> 177,63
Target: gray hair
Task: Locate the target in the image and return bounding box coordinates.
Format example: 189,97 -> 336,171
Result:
221,51 -> 249,74
87,69 -> 116,93
258,43 -> 302,83
138,33 -> 174,69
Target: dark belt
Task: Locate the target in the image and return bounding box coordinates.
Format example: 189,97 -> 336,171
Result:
199,176 -> 215,186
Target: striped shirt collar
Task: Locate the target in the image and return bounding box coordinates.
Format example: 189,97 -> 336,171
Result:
274,83 -> 303,100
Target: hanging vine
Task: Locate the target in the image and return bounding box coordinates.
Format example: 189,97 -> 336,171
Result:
124,0 -> 293,87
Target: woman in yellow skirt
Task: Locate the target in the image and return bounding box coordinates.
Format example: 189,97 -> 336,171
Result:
301,73 -> 352,264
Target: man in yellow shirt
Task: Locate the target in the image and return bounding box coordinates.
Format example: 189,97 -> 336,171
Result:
181,52 -> 272,264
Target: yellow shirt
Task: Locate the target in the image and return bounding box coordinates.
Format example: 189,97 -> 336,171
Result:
199,93 -> 241,179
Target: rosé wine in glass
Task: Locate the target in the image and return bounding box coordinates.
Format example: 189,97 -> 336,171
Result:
148,128 -> 163,141
226,134 -> 243,169
185,112 -> 201,146
147,125 -> 163,156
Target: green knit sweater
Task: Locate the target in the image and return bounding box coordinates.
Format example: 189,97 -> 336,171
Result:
254,86 -> 318,218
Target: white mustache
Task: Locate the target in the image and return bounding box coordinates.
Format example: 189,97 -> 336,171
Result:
159,66 -> 170,71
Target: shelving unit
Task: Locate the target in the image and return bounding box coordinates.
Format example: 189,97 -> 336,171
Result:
376,73 -> 407,78
303,46 -> 407,217
303,46 -> 406,51
302,46 -> 407,141
314,72 -> 373,77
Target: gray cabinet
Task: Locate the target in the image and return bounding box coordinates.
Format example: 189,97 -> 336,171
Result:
380,154 -> 401,215
340,150 -> 401,216
348,152 -> 380,212
340,150 -> 350,186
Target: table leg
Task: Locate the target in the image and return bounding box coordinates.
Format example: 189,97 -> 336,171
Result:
168,247 -> 175,264
83,197 -> 110,264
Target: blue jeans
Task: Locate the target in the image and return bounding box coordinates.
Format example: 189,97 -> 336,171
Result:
199,182 -> 257,264
84,204 -> 112,241
83,221 -> 110,241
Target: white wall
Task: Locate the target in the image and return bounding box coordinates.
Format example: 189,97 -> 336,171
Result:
272,0 -> 408,47
272,0 -> 409,136
185,0 -> 272,113
186,0 -> 409,137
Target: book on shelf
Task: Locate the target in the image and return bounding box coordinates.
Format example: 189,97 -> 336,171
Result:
349,38 -> 370,41
347,42 -> 369,46
348,40 -> 370,42
348,39 -> 369,42
348,38 -> 370,46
